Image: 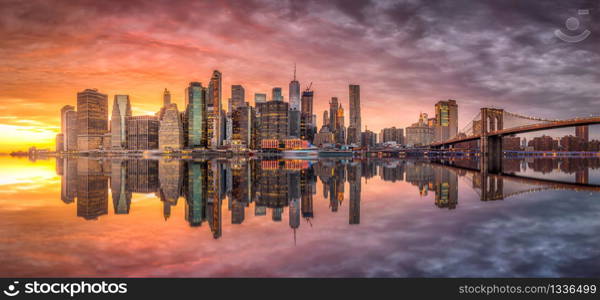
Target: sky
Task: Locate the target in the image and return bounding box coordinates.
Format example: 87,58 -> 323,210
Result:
0,0 -> 599,151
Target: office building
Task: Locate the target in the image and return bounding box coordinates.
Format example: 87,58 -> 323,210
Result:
329,97 -> 339,132
127,116 -> 159,150
361,129 -> 376,147
381,127 -> 404,145
254,93 -> 267,104
257,97 -> 289,142
185,82 -> 207,148
208,71 -> 223,149
300,88 -> 314,142
434,99 -> 458,142
60,105 -> 75,152
323,110 -> 329,130
348,84 -> 361,144
528,135 -> 558,151
288,109 -> 301,138
63,110 -> 78,151
231,85 -> 245,111
561,135 -> 586,151
76,158 -> 108,220
110,95 -> 132,150
272,87 -> 283,102
232,104 -> 257,149
159,103 -> 184,150
55,133 -> 64,152
335,103 -> 345,144
76,89 -> 108,151
406,113 -> 434,146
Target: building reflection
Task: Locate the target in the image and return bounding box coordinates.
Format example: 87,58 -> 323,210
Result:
111,160 -> 131,214
76,158 -> 108,220
57,156 -> 600,238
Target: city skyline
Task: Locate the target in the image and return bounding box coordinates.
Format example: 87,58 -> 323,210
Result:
1,0 -> 600,152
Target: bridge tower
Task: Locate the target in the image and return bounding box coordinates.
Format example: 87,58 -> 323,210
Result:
480,172 -> 504,201
480,108 -> 504,174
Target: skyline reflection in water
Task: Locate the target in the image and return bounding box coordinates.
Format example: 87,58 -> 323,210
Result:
1,156 -> 600,277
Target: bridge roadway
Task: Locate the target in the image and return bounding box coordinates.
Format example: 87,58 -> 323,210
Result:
430,116 -> 600,147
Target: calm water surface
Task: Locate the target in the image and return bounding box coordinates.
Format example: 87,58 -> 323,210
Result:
1,156 -> 600,277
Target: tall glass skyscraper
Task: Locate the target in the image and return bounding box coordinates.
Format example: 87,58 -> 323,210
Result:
110,95 -> 132,149
186,82 -> 207,148
288,66 -> 301,138
289,65 -> 300,111
231,85 -> 245,111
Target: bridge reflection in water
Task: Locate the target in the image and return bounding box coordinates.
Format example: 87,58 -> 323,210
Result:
55,157 -> 600,238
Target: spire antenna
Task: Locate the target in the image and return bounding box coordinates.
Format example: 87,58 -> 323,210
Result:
293,63 -> 296,81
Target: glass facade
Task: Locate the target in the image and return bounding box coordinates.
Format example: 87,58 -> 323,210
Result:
186,82 -> 207,148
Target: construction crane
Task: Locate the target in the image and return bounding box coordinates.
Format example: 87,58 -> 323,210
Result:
305,82 -> 312,91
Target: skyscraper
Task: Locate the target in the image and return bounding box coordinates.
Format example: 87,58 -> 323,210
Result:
110,95 -> 132,150
110,160 -> 131,214
289,64 -> 300,111
361,129 -> 376,147
159,104 -> 183,150
347,163 -> 361,224
336,103 -> 345,144
231,85 -> 245,111
60,105 -> 75,152
434,99 -> 458,142
65,110 -> 78,151
185,161 -> 208,227
257,96 -> 289,142
328,97 -> 345,144
232,104 -> 257,149
185,82 -> 207,148
208,70 -> 223,149
301,88 -> 313,119
329,97 -> 339,132
76,89 -> 108,151
126,116 -> 159,150
55,133 -> 64,152
300,88 -> 314,142
288,65 -> 301,138
288,110 -> 301,138
254,93 -> 267,104
348,84 -> 361,145
163,88 -> 171,106
272,87 -> 283,102
76,158 -> 108,220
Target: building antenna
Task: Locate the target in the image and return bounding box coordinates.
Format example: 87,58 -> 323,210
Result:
293,62 -> 296,81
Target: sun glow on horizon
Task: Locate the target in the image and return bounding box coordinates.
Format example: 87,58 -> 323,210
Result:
0,124 -> 58,152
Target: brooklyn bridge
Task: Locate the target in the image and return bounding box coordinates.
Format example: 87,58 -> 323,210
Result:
429,108 -> 600,173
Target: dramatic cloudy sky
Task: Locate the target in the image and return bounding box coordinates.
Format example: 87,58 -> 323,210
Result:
0,0 -> 599,150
